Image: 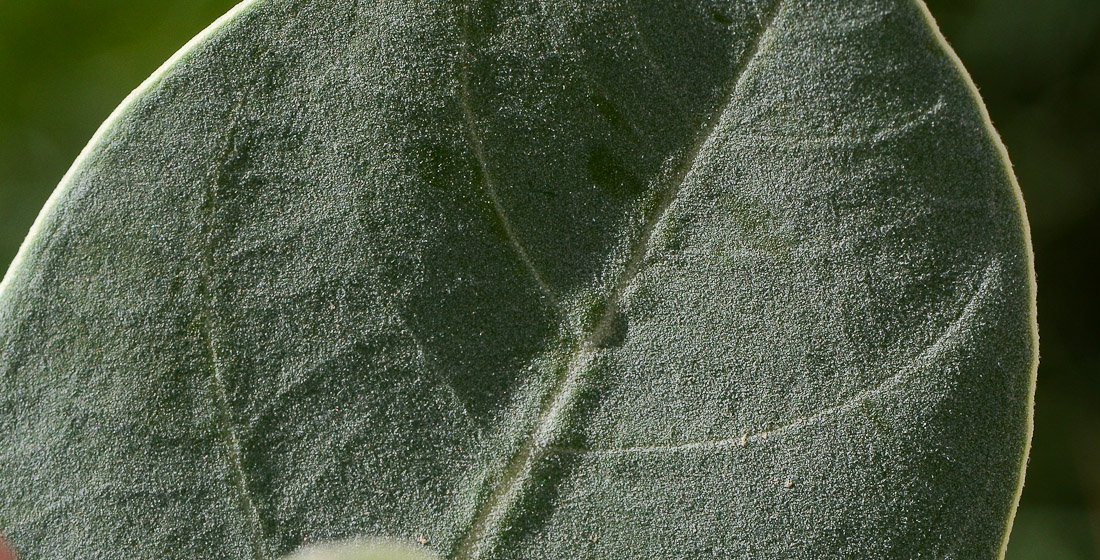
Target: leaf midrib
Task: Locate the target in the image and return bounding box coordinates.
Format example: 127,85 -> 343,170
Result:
448,2 -> 784,558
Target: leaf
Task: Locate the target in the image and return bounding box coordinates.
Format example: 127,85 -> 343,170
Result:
0,0 -> 1037,559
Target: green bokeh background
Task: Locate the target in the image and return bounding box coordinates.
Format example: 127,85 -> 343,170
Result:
0,0 -> 1096,558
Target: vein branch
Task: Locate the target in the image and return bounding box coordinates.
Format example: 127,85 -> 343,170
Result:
456,13 -> 557,305
547,260 -> 998,458
197,93 -> 267,560
449,4 -> 783,558
200,317 -> 267,560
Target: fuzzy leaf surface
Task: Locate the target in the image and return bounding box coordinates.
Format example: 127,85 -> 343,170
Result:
0,0 -> 1037,559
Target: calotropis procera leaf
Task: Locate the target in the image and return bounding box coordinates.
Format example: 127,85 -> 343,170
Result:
0,0 -> 1036,558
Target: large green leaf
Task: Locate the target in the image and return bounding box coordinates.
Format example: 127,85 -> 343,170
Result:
0,0 -> 1037,559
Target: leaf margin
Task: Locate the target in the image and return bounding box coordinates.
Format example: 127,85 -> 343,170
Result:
909,1 -> 1039,558
0,1 -> 1040,558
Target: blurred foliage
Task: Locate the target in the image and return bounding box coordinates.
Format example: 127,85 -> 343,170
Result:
0,0 -> 1096,558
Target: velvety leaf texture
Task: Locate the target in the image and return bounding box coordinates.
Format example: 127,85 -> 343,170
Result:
0,0 -> 1037,559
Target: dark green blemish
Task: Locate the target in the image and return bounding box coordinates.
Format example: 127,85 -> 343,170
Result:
465,161 -> 512,245
260,52 -> 292,90
858,398 -> 893,436
577,292 -> 608,333
590,92 -> 631,133
709,9 -> 733,26
547,368 -> 618,451
166,274 -> 185,297
596,313 -> 627,348
484,211 -> 513,245
587,146 -> 644,200
657,213 -> 689,252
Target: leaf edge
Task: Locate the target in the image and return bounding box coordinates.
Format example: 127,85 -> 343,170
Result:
910,1 -> 1040,558
0,0 -> 265,298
